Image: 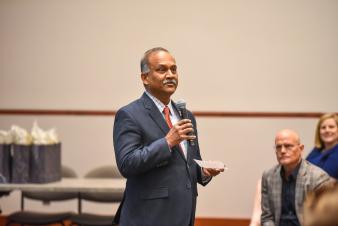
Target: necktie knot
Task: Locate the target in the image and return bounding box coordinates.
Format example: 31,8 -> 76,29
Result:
163,106 -> 173,128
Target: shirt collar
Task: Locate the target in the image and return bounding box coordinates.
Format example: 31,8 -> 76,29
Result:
145,91 -> 174,115
280,160 -> 302,180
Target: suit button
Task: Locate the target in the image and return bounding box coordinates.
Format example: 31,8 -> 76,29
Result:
186,183 -> 191,189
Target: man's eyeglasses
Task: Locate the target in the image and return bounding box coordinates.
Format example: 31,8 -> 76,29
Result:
274,143 -> 298,153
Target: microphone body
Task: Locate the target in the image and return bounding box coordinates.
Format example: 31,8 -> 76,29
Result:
176,100 -> 195,146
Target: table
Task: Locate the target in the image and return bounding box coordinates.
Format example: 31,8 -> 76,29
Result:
0,178 -> 126,193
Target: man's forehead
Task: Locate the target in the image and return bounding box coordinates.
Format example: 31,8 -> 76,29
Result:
149,51 -> 176,64
275,132 -> 299,144
275,137 -> 296,144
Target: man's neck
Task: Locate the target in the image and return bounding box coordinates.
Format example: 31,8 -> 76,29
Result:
283,159 -> 302,178
146,90 -> 170,105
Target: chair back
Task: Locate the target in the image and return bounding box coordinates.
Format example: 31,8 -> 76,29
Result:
79,165 -> 123,206
21,165 -> 78,210
85,165 -> 122,179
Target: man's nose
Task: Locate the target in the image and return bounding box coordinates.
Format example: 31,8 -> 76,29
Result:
280,146 -> 288,153
166,69 -> 175,77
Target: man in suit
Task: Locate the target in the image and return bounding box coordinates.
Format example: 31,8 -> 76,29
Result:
113,47 -> 222,226
261,129 -> 332,226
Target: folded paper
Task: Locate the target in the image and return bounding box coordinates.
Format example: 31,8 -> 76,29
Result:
194,159 -> 227,170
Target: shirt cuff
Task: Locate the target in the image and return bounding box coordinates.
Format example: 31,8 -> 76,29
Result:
201,168 -> 212,183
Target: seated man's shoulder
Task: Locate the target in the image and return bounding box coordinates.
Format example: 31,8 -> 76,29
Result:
305,160 -> 328,176
304,161 -> 332,188
263,164 -> 280,179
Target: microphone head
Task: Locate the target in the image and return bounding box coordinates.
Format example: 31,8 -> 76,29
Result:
176,99 -> 186,110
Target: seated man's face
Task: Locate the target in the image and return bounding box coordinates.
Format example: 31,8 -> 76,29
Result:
274,130 -> 303,167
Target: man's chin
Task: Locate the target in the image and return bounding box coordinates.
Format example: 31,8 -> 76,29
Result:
164,87 -> 177,94
279,159 -> 290,165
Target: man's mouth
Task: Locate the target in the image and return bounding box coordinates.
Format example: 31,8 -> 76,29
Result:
279,156 -> 289,160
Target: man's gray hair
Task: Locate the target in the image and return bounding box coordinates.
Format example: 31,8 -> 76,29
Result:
140,47 -> 170,73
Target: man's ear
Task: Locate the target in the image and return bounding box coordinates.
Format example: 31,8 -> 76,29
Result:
141,73 -> 148,86
299,144 -> 305,154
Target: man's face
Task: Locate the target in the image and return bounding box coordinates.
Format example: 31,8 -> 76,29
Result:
141,51 -> 178,102
274,130 -> 304,168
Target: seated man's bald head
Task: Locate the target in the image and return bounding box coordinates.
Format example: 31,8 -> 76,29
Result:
275,129 -> 301,144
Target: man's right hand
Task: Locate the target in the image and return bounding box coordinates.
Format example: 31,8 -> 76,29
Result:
165,119 -> 196,148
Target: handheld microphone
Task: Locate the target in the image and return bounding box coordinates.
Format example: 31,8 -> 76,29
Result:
176,99 -> 195,146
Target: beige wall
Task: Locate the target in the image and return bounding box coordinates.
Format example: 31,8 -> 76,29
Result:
1,0 -> 338,218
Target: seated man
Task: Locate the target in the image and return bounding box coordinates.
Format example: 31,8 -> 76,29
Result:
261,129 -> 332,226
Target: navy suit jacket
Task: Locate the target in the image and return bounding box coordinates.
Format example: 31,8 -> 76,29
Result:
113,93 -> 209,226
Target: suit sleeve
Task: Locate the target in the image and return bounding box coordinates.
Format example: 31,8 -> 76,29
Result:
261,172 -> 276,226
113,108 -> 172,178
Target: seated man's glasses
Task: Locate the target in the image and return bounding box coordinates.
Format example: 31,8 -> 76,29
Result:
274,143 -> 297,152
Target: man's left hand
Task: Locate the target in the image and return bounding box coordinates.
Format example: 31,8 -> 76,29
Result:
202,167 -> 224,177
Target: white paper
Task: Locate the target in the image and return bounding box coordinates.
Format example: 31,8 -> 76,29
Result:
194,159 -> 227,170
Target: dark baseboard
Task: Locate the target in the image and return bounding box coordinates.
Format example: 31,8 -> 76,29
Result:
0,215 -> 249,226
196,217 -> 250,226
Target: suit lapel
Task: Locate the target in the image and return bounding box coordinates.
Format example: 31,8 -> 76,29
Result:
295,160 -> 306,225
142,93 -> 187,161
273,165 -> 282,225
142,93 -> 168,135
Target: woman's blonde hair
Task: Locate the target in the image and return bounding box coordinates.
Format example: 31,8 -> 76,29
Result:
314,113 -> 338,149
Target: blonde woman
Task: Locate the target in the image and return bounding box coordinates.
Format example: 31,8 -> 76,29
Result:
306,113 -> 338,179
